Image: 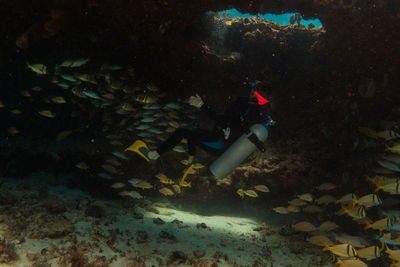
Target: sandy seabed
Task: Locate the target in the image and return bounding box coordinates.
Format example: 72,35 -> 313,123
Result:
0,173 -> 332,267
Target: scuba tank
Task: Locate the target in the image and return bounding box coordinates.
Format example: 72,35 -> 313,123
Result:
209,123 -> 269,179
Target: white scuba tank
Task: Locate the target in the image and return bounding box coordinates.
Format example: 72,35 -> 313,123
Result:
209,123 -> 268,179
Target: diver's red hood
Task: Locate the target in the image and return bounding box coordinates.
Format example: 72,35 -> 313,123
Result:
254,91 -> 269,105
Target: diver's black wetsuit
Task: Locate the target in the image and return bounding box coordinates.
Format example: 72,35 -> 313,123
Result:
156,97 -> 272,156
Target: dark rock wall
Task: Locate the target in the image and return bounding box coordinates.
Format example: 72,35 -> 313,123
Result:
1,0 -> 398,98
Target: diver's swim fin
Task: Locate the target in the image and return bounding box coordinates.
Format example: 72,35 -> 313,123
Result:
125,140 -> 155,163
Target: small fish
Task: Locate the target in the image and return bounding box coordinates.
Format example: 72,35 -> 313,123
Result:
59,58 -> 89,68
357,246 -> 381,260
11,109 -> 22,115
307,235 -> 334,247
172,145 -> 186,153
143,104 -> 161,110
322,243 -> 357,257
353,193 -> 382,208
378,159 -> 400,172
38,110 -> 55,118
20,90 -> 31,97
287,205 -> 300,213
364,217 -> 396,231
316,195 -> 336,205
375,181 -> 400,195
163,103 -> 181,110
102,93 -> 115,100
303,205 -> 323,213
7,127 -> 19,135
359,127 -> 400,140
0,99 -> 4,108
244,189 -> 258,197
383,154 -> 400,165
236,188 -> 245,198
112,151 -> 129,160
105,158 -> 121,167
82,90 -> 101,99
75,74 -> 97,84
335,257 -> 367,267
336,193 -> 358,205
168,121 -> 179,128
111,182 -> 126,189
318,221 -> 338,232
288,198 -> 308,206
253,185 -> 270,192
172,184 -> 181,194
31,86 -> 43,92
101,164 -> 120,175
292,221 -> 317,232
51,96 -> 67,104
334,234 -> 369,248
367,175 -> 398,186
273,206 -> 289,214
56,82 -> 70,89
98,172 -> 113,179
75,161 -> 89,170
147,128 -> 163,134
101,63 -> 122,71
119,190 -> 143,199
26,62 -> 47,75
383,243 -> 400,262
159,187 -> 175,196
60,74 -> 77,82
132,181 -> 153,190
136,94 -> 157,104
141,117 -> 157,123
316,182 -> 336,191
71,87 -> 87,98
337,205 -> 366,219
137,132 -> 153,138
386,144 -> 400,154
155,173 -> 174,184
121,103 -> 136,112
145,82 -> 159,92
297,193 -> 313,202
109,140 -> 123,146
192,163 -> 205,169
166,127 -> 176,133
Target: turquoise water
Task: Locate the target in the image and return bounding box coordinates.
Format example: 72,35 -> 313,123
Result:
219,8 -> 323,28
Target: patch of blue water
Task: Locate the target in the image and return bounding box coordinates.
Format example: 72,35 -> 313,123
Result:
219,8 -> 323,28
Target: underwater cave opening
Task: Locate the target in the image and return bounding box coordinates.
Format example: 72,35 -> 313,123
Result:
218,8 -> 323,28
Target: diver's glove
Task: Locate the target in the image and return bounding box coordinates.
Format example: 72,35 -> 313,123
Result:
222,127 -> 231,140
189,94 -> 204,108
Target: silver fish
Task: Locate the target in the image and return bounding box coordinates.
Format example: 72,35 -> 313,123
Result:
112,151 -> 129,160
60,74 -> 77,82
60,58 -> 89,68
101,64 -> 122,71
378,160 -> 400,172
98,172 -> 113,179
141,117 -> 157,123
163,102 -> 182,110
147,128 -> 163,134
136,124 -> 151,130
82,90 -> 101,99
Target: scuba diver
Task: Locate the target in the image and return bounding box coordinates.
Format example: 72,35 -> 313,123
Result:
146,81 -> 276,165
